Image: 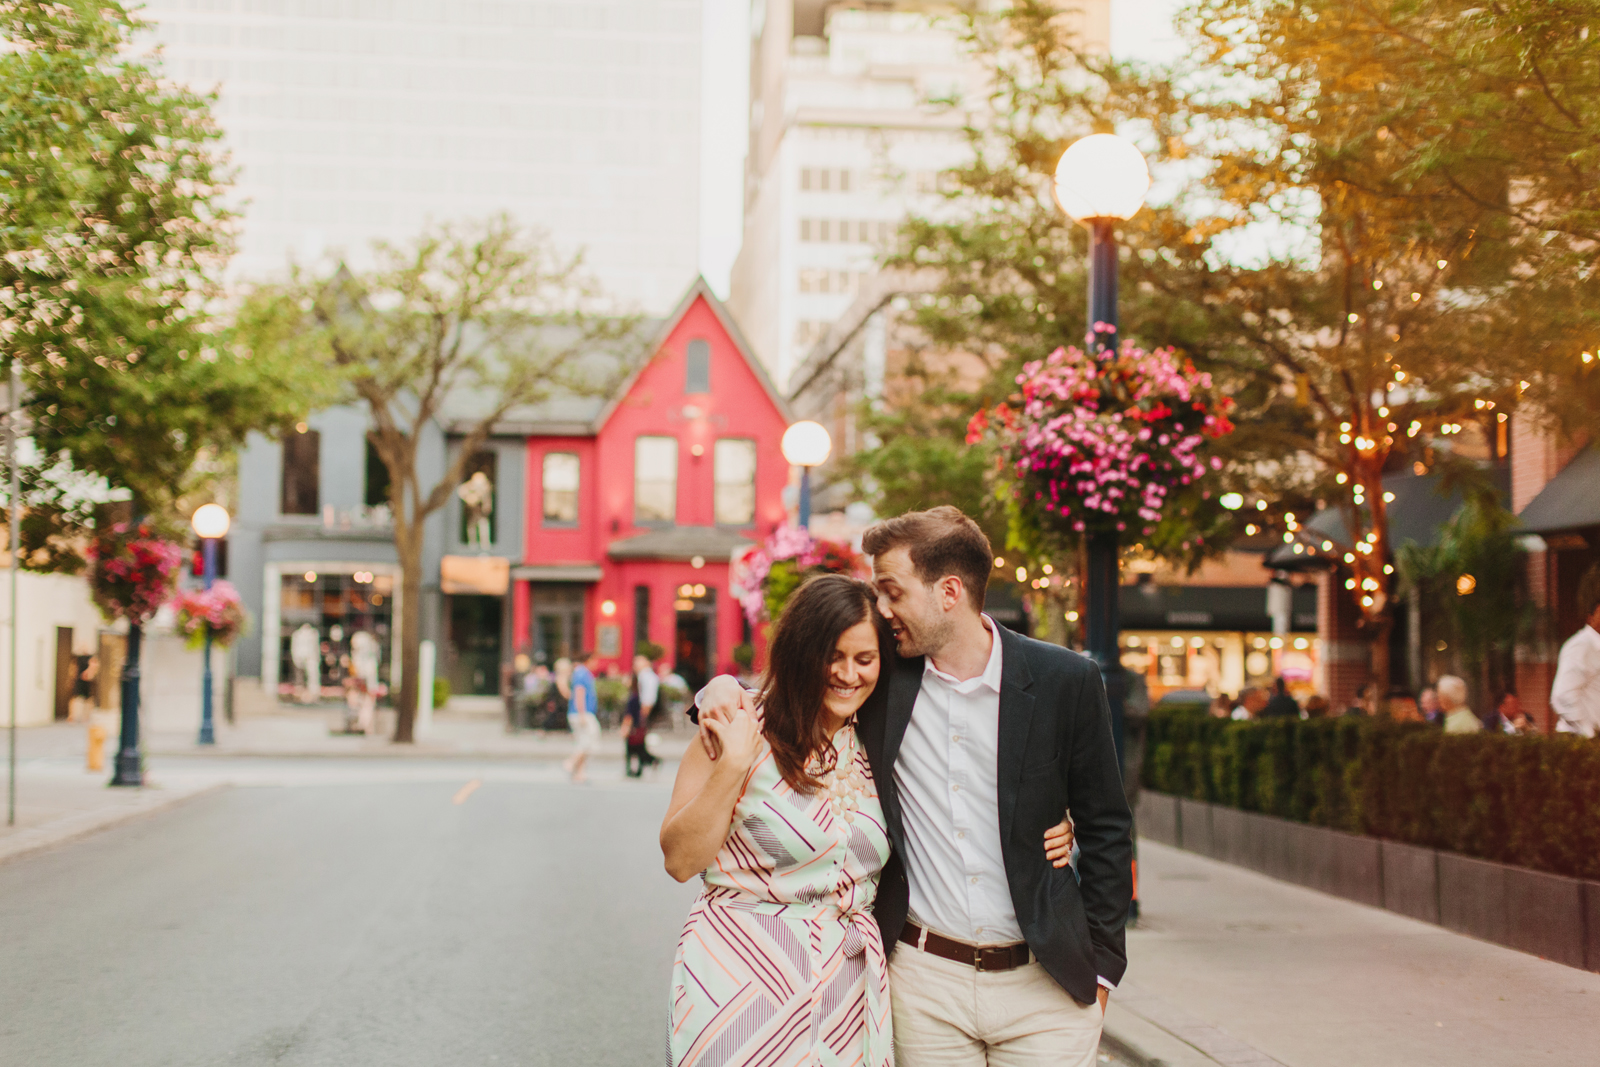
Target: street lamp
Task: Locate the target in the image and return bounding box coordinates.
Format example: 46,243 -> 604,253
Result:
190,504 -> 230,745
781,421 -> 832,529
1054,133 -> 1150,768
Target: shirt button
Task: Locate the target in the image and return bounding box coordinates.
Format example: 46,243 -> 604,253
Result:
970,876 -> 980,885
956,830 -> 966,839
952,734 -> 962,743
952,784 -> 960,793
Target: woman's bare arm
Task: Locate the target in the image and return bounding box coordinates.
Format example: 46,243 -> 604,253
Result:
660,712 -> 761,882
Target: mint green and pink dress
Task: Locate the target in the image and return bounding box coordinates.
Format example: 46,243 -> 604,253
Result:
668,725 -> 892,1067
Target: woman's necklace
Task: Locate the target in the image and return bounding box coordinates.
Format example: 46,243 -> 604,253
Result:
810,722 -> 869,822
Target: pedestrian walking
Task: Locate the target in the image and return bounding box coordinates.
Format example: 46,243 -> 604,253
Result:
1438,675 -> 1481,733
69,653 -> 98,722
1551,572 -> 1600,737
1233,686 -> 1266,720
562,651 -> 601,783
621,669 -> 659,778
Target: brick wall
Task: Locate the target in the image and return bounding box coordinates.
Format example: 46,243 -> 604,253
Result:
1317,570 -> 1370,708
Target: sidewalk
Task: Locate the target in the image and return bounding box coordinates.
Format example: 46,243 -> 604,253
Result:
11,707 -> 697,761
1102,839 -> 1600,1067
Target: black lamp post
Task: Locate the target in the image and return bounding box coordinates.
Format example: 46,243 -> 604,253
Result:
110,621 -> 144,786
191,504 -> 231,745
1053,133 -> 1152,771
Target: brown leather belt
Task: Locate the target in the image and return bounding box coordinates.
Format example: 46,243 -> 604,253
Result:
898,919 -> 1031,972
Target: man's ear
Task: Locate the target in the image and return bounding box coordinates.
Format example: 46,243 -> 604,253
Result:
937,575 -> 965,611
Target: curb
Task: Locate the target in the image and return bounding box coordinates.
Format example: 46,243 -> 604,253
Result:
0,782 -> 229,867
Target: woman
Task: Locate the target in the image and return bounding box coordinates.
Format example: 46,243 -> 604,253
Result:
661,574 -> 894,1066
622,669 -> 659,777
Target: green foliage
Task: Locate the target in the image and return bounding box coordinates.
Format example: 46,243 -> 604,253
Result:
731,642 -> 755,670
635,640 -> 665,663
763,559 -> 805,624
1395,472 -> 1531,701
0,1 -> 310,527
595,676 -> 630,725
431,676 -> 450,709
1144,707 -> 1600,880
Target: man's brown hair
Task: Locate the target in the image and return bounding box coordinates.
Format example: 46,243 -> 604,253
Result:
861,505 -> 992,610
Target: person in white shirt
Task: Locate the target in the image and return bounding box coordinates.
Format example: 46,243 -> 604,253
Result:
699,507 -> 1131,1066
1552,577 -> 1600,737
1438,675 -> 1482,733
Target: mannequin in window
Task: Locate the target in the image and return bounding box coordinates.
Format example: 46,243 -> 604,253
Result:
457,470 -> 494,548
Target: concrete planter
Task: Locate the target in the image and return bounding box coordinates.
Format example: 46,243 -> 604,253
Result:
1438,853 -> 1509,945
1176,797 -> 1212,856
1503,866 -> 1586,969
1140,791 -> 1600,975
1586,883 -> 1600,972
1135,792 -> 1180,848
1380,840 -> 1440,925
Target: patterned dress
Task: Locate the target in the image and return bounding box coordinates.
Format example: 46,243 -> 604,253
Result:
668,725 -> 892,1067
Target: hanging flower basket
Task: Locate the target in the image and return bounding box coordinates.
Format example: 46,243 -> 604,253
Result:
971,342 -> 1234,537
172,580 -> 248,649
732,524 -> 868,626
86,522 -> 184,623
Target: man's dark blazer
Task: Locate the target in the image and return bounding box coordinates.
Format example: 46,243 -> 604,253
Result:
855,623 -> 1134,1006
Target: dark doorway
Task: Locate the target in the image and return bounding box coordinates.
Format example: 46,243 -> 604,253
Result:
673,587 -> 717,694
447,594 -> 503,695
531,583 -> 587,666
53,627 -> 74,721
675,616 -> 709,695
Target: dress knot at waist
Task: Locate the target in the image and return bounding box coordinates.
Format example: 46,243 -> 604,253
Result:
701,886 -> 879,957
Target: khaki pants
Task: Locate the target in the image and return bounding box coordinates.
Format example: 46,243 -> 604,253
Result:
888,939 -> 1103,1066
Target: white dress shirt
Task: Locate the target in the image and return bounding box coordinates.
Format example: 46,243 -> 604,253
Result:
637,666 -> 660,711
1552,624 -> 1600,737
895,615 -> 1019,945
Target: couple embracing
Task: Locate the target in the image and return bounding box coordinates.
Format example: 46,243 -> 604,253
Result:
660,506 -> 1133,1066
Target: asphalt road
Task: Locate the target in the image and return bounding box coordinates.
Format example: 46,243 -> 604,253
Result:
0,762 -> 700,1066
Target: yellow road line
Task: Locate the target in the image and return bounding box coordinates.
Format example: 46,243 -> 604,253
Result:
452,779 -> 482,805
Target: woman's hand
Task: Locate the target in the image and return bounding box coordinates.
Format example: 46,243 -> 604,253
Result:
696,676 -> 758,760
661,707 -> 765,883
703,707 -> 761,777
1044,813 -> 1075,869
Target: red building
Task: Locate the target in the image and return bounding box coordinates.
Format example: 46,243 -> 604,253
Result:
513,279 -> 791,689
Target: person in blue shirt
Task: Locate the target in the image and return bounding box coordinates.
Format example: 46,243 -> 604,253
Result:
563,650 -> 602,783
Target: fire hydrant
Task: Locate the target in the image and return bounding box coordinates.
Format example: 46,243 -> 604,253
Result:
86,724 -> 106,772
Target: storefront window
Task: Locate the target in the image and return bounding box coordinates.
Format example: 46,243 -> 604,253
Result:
635,435 -> 677,524
279,570 -> 392,698
542,452 -> 580,526
713,438 -> 756,526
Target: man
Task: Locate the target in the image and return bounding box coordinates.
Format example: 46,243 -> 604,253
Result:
1438,675 -> 1481,734
1257,678 -> 1300,719
700,506 -> 1132,1065
1552,572 -> 1600,737
1418,685 -> 1442,726
562,650 -> 601,783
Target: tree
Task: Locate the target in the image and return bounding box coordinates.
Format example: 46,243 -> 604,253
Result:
243,218 -> 639,742
874,0 -> 1591,689
0,0 -> 310,545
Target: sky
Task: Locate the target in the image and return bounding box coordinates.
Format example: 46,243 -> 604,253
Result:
696,0 -> 1190,297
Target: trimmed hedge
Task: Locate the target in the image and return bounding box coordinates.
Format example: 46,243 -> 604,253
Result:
1143,708 -> 1600,881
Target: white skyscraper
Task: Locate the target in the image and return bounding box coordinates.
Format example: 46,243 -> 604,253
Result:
729,1 -> 1110,388
137,1 -> 706,312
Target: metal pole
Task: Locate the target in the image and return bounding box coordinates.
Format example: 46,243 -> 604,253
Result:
1084,218 -> 1126,769
7,360 -> 17,826
798,466 -> 813,530
111,622 -> 143,786
198,538 -> 217,745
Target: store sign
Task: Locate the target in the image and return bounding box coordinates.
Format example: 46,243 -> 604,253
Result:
441,555 -> 510,595
1165,611 -> 1213,626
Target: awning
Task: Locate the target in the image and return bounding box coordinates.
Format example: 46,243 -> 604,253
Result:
1517,445 -> 1600,534
1266,468 -> 1509,568
509,564 -> 603,582
606,525 -> 754,562
1120,583 -> 1318,632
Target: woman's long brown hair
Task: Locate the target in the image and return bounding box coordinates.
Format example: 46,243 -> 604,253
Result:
759,573 -> 891,792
